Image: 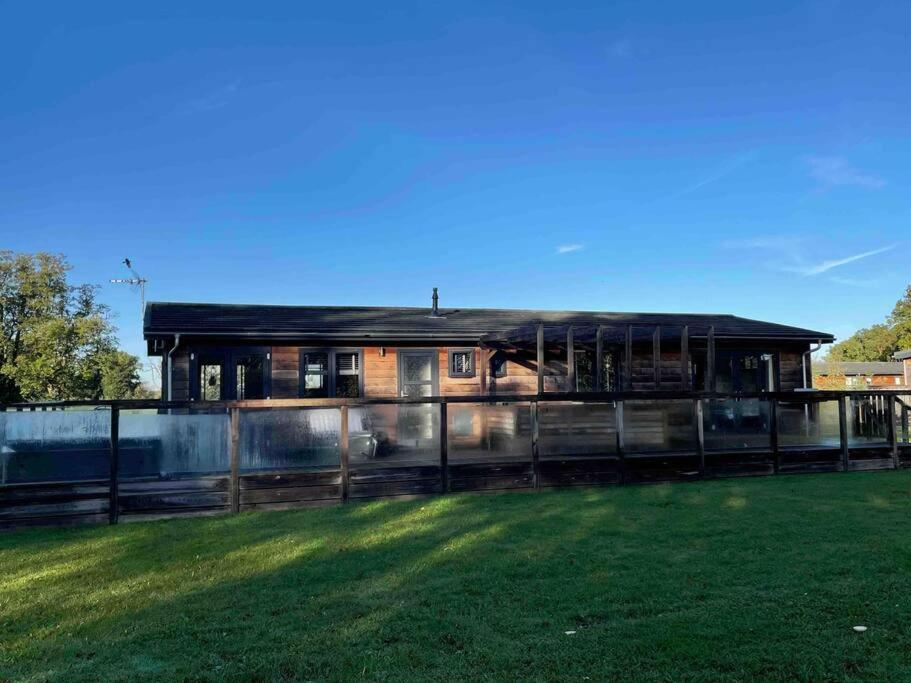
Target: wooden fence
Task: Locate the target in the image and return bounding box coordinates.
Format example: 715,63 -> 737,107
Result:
1,390 -> 910,530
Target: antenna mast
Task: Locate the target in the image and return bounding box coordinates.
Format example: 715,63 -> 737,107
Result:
110,258 -> 148,321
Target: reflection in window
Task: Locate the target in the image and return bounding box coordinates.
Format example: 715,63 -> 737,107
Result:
236,356 -> 265,400
335,352 -> 360,398
573,349 -> 620,391
449,350 -> 474,377
491,353 -> 508,378
200,363 -> 223,401
302,352 -> 329,398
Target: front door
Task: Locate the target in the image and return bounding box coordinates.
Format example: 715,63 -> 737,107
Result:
397,350 -> 439,398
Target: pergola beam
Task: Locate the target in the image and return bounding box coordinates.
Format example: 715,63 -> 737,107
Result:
595,325 -> 604,392
681,325 -> 690,391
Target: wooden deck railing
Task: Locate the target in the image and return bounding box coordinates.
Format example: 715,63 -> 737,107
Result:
1,390 -> 910,530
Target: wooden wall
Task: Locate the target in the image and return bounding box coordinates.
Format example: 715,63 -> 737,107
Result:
166,340 -> 811,400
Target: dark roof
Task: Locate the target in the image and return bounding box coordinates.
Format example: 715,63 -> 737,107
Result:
143,301 -> 834,344
895,349 -> 911,361
815,361 -> 903,376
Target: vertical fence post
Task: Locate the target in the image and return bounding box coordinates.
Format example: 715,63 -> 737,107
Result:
530,400 -> 540,490
838,395 -> 850,472
595,326 -> 604,393
694,399 -> 705,476
887,395 -> 898,469
769,398 -> 779,474
1,406 -> 6,485
616,400 -> 626,483
536,324 -> 545,396
440,402 -> 448,493
109,406 -> 119,525
340,405 -> 349,503
230,408 -> 240,513
902,403 -> 910,446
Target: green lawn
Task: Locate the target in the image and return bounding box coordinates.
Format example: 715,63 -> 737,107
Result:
3,472 -> 911,682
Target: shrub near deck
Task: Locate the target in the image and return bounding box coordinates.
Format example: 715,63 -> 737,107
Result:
2,472 -> 911,681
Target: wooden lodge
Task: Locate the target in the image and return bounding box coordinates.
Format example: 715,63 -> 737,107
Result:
146,289 -> 834,403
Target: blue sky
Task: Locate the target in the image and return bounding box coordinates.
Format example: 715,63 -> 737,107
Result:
1,1 -> 908,375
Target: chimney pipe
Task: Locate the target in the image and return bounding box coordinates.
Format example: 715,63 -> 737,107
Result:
431,287 -> 439,316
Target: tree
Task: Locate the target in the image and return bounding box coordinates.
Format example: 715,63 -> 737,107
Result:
826,284 -> 911,362
99,350 -> 142,399
0,251 -> 147,402
888,284 -> 911,351
827,323 -> 897,362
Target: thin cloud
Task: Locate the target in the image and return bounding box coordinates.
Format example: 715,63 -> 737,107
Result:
668,151 -> 758,200
722,236 -> 897,278
175,80 -> 241,116
783,244 -> 897,276
556,244 -> 584,254
807,156 -> 885,189
609,39 -> 633,58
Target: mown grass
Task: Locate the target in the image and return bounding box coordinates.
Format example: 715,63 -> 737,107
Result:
3,471 -> 911,681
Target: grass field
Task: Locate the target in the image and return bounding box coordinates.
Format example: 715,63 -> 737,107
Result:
3,471 -> 911,681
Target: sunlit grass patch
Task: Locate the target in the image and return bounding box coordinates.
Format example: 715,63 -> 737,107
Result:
2,471 -> 911,681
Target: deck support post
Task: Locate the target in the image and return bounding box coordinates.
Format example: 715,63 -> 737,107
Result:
595,326 -> 604,393
536,324 -> 545,396
653,326 -> 661,389
680,326 -> 689,391
109,406 -> 120,525
531,401 -> 540,490
769,398 -> 779,474
440,402 -> 449,492
902,403 -> 909,449
479,348 -> 489,396
230,407 -> 240,513
838,395 -> 850,472
566,326 -> 575,392
694,399 -> 705,476
888,394 -> 898,469
616,400 -> 626,483
706,326 -> 716,392
624,325 -> 633,391
340,405 -> 350,502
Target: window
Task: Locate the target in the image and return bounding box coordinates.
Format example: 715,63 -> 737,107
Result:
572,349 -> 620,392
235,355 -> 266,399
449,349 -> 475,378
335,352 -> 360,398
190,347 -> 271,401
299,349 -> 362,398
491,353 -> 508,378
199,362 -> 223,401
301,352 -> 329,398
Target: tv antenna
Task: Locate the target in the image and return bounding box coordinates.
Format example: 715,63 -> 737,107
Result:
110,258 -> 148,320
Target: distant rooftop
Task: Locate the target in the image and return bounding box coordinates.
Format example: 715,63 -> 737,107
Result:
815,361 -> 903,376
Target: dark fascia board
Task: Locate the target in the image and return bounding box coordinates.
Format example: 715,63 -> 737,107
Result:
143,330 -> 832,356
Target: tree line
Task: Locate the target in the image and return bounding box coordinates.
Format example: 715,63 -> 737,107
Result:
0,251 -> 154,403
826,284 -> 911,362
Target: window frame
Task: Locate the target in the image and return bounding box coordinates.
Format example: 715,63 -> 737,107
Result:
448,348 -> 476,378
491,352 -> 508,379
190,346 -> 272,401
297,347 -> 364,398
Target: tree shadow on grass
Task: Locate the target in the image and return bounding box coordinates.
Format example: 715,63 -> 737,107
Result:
3,473 -> 911,680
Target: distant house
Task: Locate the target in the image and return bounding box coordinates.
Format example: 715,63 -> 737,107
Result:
814,361 -> 907,389
894,350 -> 911,387
143,290 -> 833,402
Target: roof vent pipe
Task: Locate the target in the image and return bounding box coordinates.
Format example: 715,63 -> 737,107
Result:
431,287 -> 439,317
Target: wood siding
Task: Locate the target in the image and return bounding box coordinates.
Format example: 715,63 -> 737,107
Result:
167,341 -> 811,400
